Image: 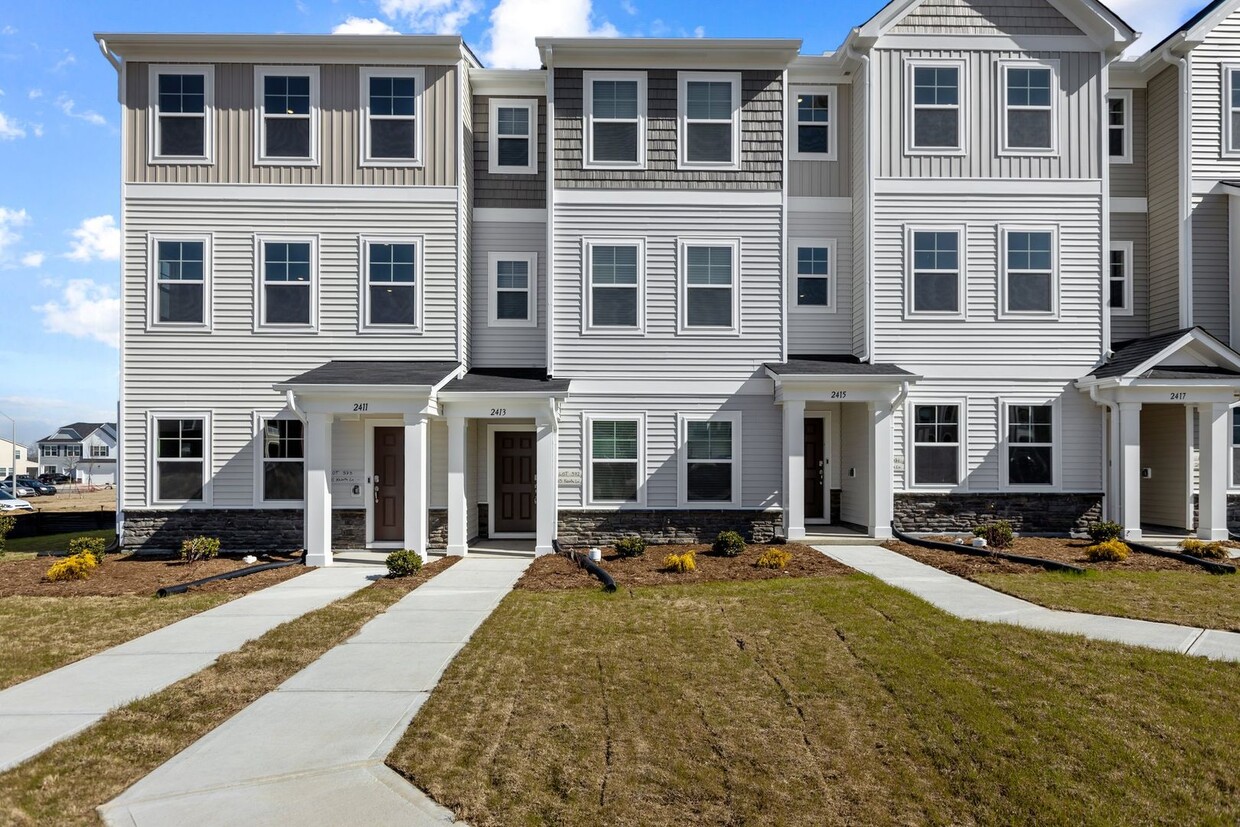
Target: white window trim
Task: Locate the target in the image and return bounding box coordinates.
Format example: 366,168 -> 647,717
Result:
789,84 -> 837,162
904,224 -> 966,321
584,412 -> 647,508
358,234 -> 425,334
488,97 -> 537,175
997,59 -> 1060,157
1109,240 -> 1134,317
1107,89 -> 1132,165
999,398 -> 1062,491
487,251 -> 538,328
582,238 -> 646,335
583,71 -> 647,170
254,234 -> 320,333
254,65 -> 320,167
677,71 -> 743,171
904,58 -> 967,156
1223,64 -> 1240,159
677,411 -> 743,509
148,64 -> 214,165
1229,405 -> 1240,491
678,237 -> 742,336
148,411 -> 212,508
999,225 -> 1060,319
789,237 -> 836,313
359,66 -> 424,168
905,399 -> 967,492
252,411 -> 306,507
147,232 -> 213,332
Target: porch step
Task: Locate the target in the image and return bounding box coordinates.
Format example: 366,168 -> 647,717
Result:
800,534 -> 885,546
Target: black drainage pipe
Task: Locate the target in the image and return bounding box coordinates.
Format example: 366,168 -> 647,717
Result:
1127,541 -> 1237,575
156,559 -> 301,598
552,539 -> 617,592
891,525 -> 1087,574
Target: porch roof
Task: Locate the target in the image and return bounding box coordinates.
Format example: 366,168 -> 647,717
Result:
440,368 -> 571,396
1086,328 -> 1240,382
764,355 -> 915,378
278,360 -> 461,388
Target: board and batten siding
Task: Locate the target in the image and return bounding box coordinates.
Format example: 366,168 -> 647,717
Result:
787,208 -> 854,354
871,50 -> 1103,180
552,201 -> 783,379
1110,87 -> 1146,198
871,193 -> 1103,368
1192,7 -> 1240,176
556,393 -> 781,510
552,68 -> 783,190
1110,211 -> 1150,342
473,94 -> 547,208
1192,194 -> 1231,344
1146,65 -> 1182,335
789,84 -> 852,198
124,62 -> 457,186
471,219 -> 547,367
120,196 -> 460,509
889,0 -> 1082,36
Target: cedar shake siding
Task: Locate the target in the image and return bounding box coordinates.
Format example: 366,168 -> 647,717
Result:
889,0 -> 1083,36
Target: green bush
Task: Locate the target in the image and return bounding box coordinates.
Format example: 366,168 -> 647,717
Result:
662,551 -> 696,573
1088,521 -> 1124,545
68,535 -> 107,564
0,514 -> 14,555
755,547 -> 792,570
386,549 -> 423,578
1179,538 -> 1230,559
972,520 -> 1014,550
180,536 -> 221,563
712,530 -> 746,557
613,536 -> 647,558
1085,538 -> 1130,562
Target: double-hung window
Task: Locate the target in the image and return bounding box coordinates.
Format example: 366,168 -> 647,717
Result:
681,413 -> 741,507
489,98 -> 537,174
908,61 -> 963,152
1224,65 -> 1240,156
1107,90 -> 1131,163
791,240 -> 833,309
149,65 -> 212,162
907,228 -> 962,317
791,85 -> 836,160
255,66 -> 319,165
912,404 -> 960,486
151,235 -> 210,328
585,240 -> 643,332
588,417 -> 643,505
1006,404 -> 1053,486
584,72 -> 645,168
1109,241 -> 1132,315
488,252 -> 537,326
681,239 -> 740,333
260,417 -> 304,503
361,237 -> 421,331
361,67 -> 422,165
1232,408 -> 1240,486
257,237 -> 316,329
154,416 -> 207,503
1002,228 -> 1056,315
1001,62 -> 1056,153
91,445 -> 109,458
679,72 -> 742,169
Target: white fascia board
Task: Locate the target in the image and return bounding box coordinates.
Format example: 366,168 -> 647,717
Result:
470,68 -> 547,97
789,54 -> 852,84
859,0 -> 1133,50
534,37 -> 802,70
124,183 -> 458,202
95,32 -> 465,64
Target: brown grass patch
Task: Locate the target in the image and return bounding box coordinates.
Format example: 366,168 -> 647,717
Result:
0,552 -> 305,598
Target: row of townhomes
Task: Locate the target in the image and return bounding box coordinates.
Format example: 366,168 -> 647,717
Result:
97,0 -> 1240,564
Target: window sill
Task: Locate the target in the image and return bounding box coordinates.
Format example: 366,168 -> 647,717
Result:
903,312 -> 966,322
676,161 -> 741,172
676,327 -> 742,337
488,164 -> 537,176
583,161 -> 647,171
255,324 -> 319,334
1108,156 -> 1133,165
357,326 -> 424,335
147,322 -> 213,333
488,318 -> 538,329
997,311 -> 1059,321
581,327 -> 646,336
790,151 -> 837,163
151,500 -> 211,509
1109,308 -> 1135,318
585,500 -> 648,510
260,499 -> 306,508
790,305 -> 837,315
361,158 -> 424,169
904,147 -> 966,157
256,157 -> 319,167
997,148 -> 1059,157
150,156 -> 214,166
678,500 -> 744,510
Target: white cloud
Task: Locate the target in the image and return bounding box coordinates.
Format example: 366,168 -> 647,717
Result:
28,88 -> 41,100
31,122 -> 42,137
332,16 -> 400,34
0,111 -> 24,139
485,0 -> 619,68
0,25 -> 15,36
66,215 -> 120,262
52,52 -> 76,73
378,0 -> 481,33
55,95 -> 106,126
21,251 -> 44,268
1109,0 -> 1201,53
34,279 -> 121,349
0,207 -> 29,259
620,0 -> 637,14
693,25 -> 705,38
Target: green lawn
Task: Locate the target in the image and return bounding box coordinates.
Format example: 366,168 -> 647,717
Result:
2,529 -> 114,555
976,569 -> 1240,632
389,576 -> 1240,827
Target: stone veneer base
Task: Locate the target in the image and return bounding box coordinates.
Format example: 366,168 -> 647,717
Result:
557,509 -> 783,546
893,493 -> 1104,534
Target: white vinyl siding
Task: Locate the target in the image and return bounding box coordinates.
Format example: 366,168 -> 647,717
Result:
149,234 -> 211,331
488,98 -> 537,175
583,71 -> 646,169
790,85 -> 837,161
1191,16 -> 1240,170
789,209 -> 853,354
678,72 -> 742,170
359,67 -> 423,167
1147,65 -> 1180,335
998,60 -> 1058,155
905,59 -> 965,154
255,235 -> 317,332
1107,89 -> 1132,164
254,66 -> 320,166
1192,194 -> 1232,345
148,64 -> 213,164
471,219 -> 546,367
487,252 -> 537,327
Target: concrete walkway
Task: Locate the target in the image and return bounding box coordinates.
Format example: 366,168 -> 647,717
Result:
98,555 -> 531,827
817,545 -> 1240,662
0,564 -> 381,773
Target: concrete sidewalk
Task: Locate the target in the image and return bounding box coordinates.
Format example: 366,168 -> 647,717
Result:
818,545 -> 1240,661
0,564 -> 381,773
98,555 -> 531,827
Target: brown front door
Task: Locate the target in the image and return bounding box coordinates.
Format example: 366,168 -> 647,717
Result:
494,431 -> 536,534
373,427 -> 404,542
804,418 -> 825,521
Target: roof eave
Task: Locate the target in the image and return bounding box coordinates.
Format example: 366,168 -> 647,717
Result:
535,37 -> 802,69
93,32 -> 468,64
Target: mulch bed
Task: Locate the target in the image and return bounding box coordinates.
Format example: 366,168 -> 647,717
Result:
0,552 -> 307,598
884,536 -> 1199,577
517,542 -> 850,591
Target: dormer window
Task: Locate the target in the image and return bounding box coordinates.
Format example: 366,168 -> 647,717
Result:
584,72 -> 646,169
678,72 -> 741,170
149,65 -> 213,163
255,66 -> 319,165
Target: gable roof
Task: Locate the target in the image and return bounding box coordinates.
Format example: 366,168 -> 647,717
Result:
1086,327 -> 1240,380
855,0 -> 1136,49
1145,0 -> 1238,54
38,422 -> 114,444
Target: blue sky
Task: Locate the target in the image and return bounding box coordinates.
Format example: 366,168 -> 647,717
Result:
0,0 -> 1205,446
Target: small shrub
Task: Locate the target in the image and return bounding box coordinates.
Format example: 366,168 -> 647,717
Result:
386,549 -> 423,578
755,547 -> 792,570
180,536 -> 221,563
613,536 -> 647,558
1085,538 -> 1130,562
712,530 -> 746,557
972,520 -> 1014,550
662,551 -> 696,573
1088,521 -> 1124,545
0,513 -> 15,555
68,535 -> 107,564
1179,538 -> 1230,559
45,552 -> 98,582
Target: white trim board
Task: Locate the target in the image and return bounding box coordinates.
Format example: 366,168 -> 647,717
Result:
473,207 -> 547,223
787,196 -> 852,213
554,188 -> 782,206
873,178 -> 1103,195
123,183 -> 459,202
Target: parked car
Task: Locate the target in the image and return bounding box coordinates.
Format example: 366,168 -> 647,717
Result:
2,475 -> 55,495
38,473 -> 71,484
0,489 -> 34,512
0,482 -> 35,498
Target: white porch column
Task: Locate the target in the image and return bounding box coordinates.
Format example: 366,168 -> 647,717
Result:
304,412 -> 333,567
1117,402 -> 1142,540
446,415 -> 468,556
404,413 -> 429,556
782,400 -> 806,540
535,419 -> 558,557
1198,402 -> 1231,541
867,400 -> 894,539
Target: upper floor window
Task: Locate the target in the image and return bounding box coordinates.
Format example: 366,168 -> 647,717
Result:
488,252 -> 537,327
906,228 -> 963,317
1006,404 -> 1054,486
361,237 -> 421,332
680,413 -> 741,507
255,66 -> 319,165
584,72 -> 646,169
1108,90 -> 1132,163
679,72 -> 742,170
153,416 -> 207,504
1002,228 -> 1056,316
149,65 -> 213,163
1224,65 -> 1240,156
791,86 -> 836,161
584,240 -> 644,333
1109,241 -> 1133,316
1000,62 -> 1057,154
489,98 -> 537,175
791,240 -> 834,310
680,239 -> 740,334
260,417 -> 304,503
150,235 -> 210,330
90,445 -> 109,458
907,60 -> 963,153
257,236 -> 316,330
360,67 -> 422,166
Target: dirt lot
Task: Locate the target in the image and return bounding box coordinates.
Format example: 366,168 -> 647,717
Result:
0,552 -> 305,597
17,486 -> 116,513
883,537 -> 1201,576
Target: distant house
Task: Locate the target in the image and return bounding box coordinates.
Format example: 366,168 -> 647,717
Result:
37,423 -> 118,485
0,437 -> 38,478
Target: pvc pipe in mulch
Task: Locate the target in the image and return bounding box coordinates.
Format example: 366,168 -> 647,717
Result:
1127,541 -> 1237,575
890,525 -> 1087,574
156,557 -> 303,597
552,539 -> 617,592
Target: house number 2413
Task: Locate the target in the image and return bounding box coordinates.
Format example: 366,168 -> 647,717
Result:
491,408 -> 508,416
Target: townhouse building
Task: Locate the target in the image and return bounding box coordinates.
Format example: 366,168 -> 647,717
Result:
96,0 -> 1240,563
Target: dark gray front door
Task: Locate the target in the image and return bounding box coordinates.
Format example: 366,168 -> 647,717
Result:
804,418 -> 825,520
